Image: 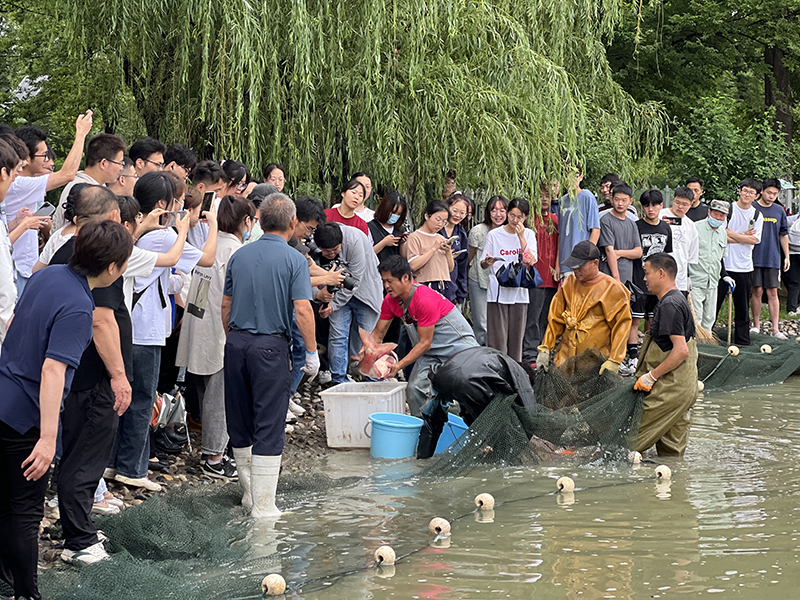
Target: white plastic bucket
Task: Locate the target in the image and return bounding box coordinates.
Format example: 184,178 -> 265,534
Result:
321,381 -> 408,448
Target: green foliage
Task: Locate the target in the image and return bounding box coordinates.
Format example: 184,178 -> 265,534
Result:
3,0 -> 667,211
666,97 -> 792,200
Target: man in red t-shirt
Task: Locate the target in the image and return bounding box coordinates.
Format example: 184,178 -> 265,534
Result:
364,256 -> 477,416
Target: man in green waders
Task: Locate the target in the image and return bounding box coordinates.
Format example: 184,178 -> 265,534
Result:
633,252 -> 699,456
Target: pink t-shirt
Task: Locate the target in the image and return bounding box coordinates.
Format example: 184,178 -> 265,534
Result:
380,283 -> 454,327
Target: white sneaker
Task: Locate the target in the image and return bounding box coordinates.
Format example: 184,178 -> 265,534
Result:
285,424 -> 295,434
61,542 -> 110,565
774,331 -> 788,340
750,326 -> 760,334
114,474 -> 162,492
789,311 -> 799,317
318,370 -> 332,384
288,399 -> 305,416
285,409 -> 297,423
619,356 -> 638,377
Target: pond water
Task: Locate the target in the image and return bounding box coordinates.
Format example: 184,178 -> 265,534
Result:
270,378 -> 800,599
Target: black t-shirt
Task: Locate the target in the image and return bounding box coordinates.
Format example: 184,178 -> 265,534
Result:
368,220 -> 403,263
51,238 -> 133,391
650,289 -> 696,352
686,203 -> 710,222
633,220 -> 673,296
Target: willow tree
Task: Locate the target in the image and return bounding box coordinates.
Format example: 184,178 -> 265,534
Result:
54,0 -> 666,203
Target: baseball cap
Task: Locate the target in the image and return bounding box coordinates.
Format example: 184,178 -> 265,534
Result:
563,241 -> 600,270
709,199 -> 730,215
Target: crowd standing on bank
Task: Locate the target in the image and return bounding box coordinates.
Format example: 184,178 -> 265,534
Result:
0,115 -> 795,600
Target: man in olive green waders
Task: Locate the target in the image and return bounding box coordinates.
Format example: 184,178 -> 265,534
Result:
633,252 -> 699,456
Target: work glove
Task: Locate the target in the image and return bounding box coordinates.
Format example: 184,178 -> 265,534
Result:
301,350 -> 320,381
723,276 -> 735,293
535,346 -> 551,373
599,360 -> 620,375
634,370 -> 657,393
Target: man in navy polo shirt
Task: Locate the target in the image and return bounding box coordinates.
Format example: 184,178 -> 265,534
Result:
0,220 -> 131,600
222,193 -> 319,518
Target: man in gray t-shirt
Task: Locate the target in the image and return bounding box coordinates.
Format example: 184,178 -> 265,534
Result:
598,185 -> 642,285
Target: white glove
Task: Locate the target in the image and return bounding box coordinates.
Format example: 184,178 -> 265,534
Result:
535,348 -> 551,373
301,350 -> 320,380
723,276 -> 735,293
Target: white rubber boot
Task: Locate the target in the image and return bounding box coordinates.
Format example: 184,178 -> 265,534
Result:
232,446 -> 253,509
250,454 -> 282,519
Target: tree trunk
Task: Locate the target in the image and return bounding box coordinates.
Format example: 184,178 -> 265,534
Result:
765,45 -> 793,155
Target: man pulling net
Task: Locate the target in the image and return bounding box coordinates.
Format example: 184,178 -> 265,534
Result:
536,241 -> 631,374
634,252 -> 699,456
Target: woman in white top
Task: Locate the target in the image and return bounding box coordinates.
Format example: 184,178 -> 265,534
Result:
176,195 -> 255,478
467,195 -> 508,345
480,197 -> 538,361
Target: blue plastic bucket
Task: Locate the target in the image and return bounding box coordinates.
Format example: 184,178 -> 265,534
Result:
435,414 -> 469,454
367,413 -> 423,459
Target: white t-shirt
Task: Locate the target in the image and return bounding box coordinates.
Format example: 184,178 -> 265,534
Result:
724,203 -> 764,273
659,208 -> 699,291
131,229 -> 202,345
4,175 -> 49,278
52,171 -> 100,230
122,246 -> 160,312
38,227 -> 75,266
481,227 -> 538,304
0,220 -> 15,348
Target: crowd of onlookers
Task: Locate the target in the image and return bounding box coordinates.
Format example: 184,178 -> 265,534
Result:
0,112 -> 795,597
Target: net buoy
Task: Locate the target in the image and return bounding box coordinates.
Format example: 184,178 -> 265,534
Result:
474,508 -> 495,523
697,380 -> 705,392
727,346 -> 740,356
655,465 -> 672,479
374,545 -> 396,566
474,493 -> 495,510
429,517 -> 451,535
628,450 -> 642,464
261,573 -> 286,596
556,476 -> 575,492
761,344 -> 772,354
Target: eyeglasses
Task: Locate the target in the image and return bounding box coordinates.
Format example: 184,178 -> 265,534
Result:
507,213 -> 526,221
450,209 -> 467,217
107,158 -> 125,167
144,158 -> 165,170
740,188 -> 757,196
32,153 -> 49,159
119,171 -> 138,181
302,222 -> 316,237
430,215 -> 449,225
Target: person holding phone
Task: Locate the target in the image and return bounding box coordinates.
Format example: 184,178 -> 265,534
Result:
370,191 -> 408,262
404,200 -> 454,294
439,193 -> 471,307
480,197 -> 537,361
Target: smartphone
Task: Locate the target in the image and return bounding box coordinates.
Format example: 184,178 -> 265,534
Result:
446,236 -> 459,245
662,216 -> 682,227
452,249 -> 468,257
33,204 -> 55,217
200,191 -> 215,215
160,211 -> 186,227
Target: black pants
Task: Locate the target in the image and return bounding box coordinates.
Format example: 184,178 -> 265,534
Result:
784,254 -> 800,313
729,271 -> 753,346
57,375 -> 119,551
224,331 -> 291,456
0,420 -> 48,600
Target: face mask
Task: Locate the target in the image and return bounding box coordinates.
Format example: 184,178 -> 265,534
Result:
387,214 -> 400,225
707,216 -> 724,228
243,230 -> 251,242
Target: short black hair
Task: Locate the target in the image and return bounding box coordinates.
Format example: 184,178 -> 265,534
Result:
164,143 -> 197,174
611,183 -> 633,198
378,255 -> 412,281
314,222 -> 344,250
129,137 -> 166,163
424,200 -> 450,219
86,134 -> 126,167
639,189 -> 664,206
763,178 -> 781,192
685,176 -> 704,188
673,186 -> 695,202
295,196 -> 326,223
0,134 -> 28,161
193,160 -> 225,186
69,220 -> 133,278
15,125 -> 47,159
0,124 -> 14,135
739,178 -> 763,195
644,252 -> 677,279
0,139 -> 19,175
134,171 -> 176,214
600,173 -> 620,185
351,171 -> 371,181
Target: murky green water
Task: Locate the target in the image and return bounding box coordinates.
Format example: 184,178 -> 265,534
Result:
270,378 -> 800,599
